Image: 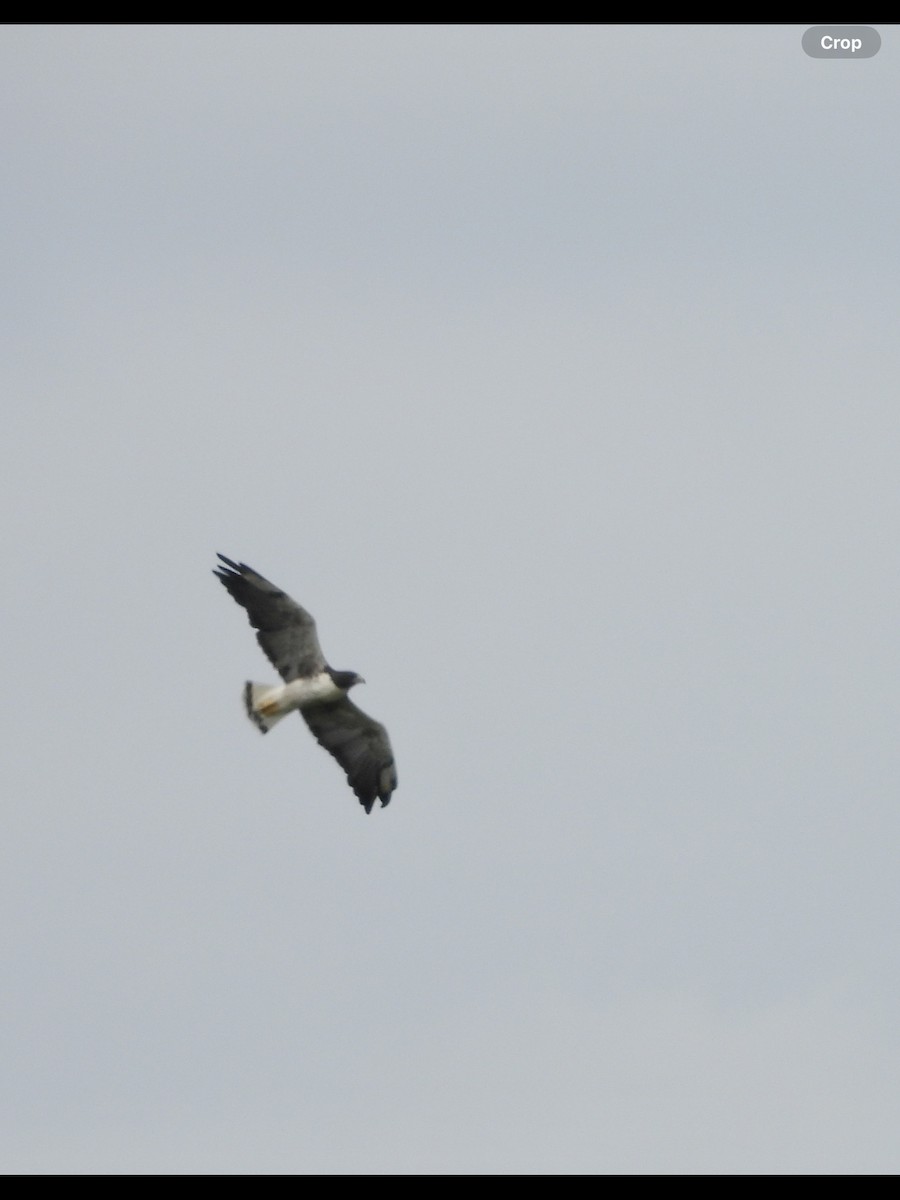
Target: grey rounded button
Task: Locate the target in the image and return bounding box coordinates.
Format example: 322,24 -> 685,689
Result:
802,26 -> 881,58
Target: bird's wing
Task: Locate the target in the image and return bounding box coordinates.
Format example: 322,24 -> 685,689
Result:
301,697 -> 397,813
214,554 -> 326,681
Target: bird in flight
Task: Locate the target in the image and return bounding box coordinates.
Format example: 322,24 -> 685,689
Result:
214,554 -> 397,813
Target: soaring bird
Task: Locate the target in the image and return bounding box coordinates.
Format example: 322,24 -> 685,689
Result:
214,554 -> 397,813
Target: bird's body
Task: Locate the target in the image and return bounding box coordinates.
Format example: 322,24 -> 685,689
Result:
243,674 -> 347,728
213,554 -> 397,813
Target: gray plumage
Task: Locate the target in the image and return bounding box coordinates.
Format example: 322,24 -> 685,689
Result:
214,554 -> 397,813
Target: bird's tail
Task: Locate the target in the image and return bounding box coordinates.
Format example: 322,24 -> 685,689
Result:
244,682 -> 291,733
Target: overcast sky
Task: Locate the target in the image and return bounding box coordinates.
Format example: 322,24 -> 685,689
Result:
2,24 -> 899,1175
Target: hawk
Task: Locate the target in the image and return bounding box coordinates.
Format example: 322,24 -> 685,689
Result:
214,554 -> 397,813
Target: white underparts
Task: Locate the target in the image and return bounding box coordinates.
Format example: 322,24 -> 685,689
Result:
243,673 -> 343,733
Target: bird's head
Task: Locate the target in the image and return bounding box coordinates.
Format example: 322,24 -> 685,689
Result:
329,669 -> 365,691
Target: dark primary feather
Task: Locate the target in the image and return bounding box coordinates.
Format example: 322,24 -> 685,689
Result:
213,554 -> 325,680
302,698 -> 397,814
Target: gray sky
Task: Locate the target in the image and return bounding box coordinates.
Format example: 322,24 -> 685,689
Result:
2,24 -> 899,1174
